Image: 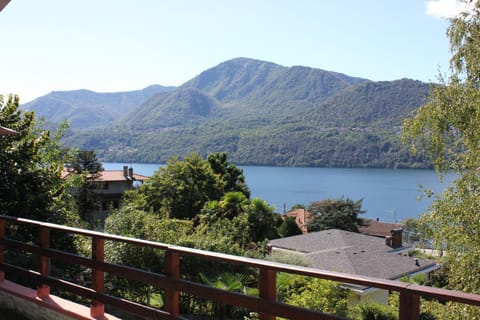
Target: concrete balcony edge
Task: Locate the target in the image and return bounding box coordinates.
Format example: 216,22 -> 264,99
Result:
0,280 -> 120,320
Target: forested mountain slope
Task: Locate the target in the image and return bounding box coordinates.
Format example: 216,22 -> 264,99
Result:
49,58 -> 431,168
22,84 -> 175,130
181,58 -> 368,106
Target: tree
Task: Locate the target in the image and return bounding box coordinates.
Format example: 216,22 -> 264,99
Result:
68,150 -> 103,173
289,203 -> 305,211
348,302 -> 397,320
0,94 -> 71,223
104,207 -> 192,305
207,152 -> 250,198
401,217 -> 432,245
286,278 -> 348,317
245,198 -> 280,242
306,197 -> 366,232
277,216 -> 303,238
402,2 -> 480,316
140,153 -> 225,219
202,191 -> 249,220
202,194 -> 279,243
198,272 -> 256,319
0,94 -> 80,279
66,150 -> 104,224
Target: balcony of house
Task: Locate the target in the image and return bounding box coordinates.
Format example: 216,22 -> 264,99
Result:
0,215 -> 479,320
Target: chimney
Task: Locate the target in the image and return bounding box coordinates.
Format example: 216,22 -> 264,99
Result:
390,228 -> 403,248
385,236 -> 392,247
128,167 -> 134,178
123,166 -> 128,177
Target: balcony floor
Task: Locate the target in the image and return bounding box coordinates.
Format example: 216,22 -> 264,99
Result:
1,307 -> 30,320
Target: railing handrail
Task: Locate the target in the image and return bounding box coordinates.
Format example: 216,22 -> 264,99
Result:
0,215 -> 479,320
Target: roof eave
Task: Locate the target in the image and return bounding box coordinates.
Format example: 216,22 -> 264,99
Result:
0,0 -> 11,12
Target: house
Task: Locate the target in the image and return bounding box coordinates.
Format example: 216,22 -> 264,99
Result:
268,229 -> 439,305
62,166 -> 149,217
359,219 -> 403,239
284,208 -> 312,233
92,166 -> 149,211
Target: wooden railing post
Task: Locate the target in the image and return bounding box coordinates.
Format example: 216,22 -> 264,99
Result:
37,226 -> 50,298
164,250 -> 180,317
91,236 -> 105,318
0,219 -> 5,282
259,267 -> 276,320
399,290 -> 420,320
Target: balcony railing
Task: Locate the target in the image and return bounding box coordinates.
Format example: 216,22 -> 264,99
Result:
0,215 -> 479,320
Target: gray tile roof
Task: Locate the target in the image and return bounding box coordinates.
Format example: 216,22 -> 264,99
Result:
268,229 -> 438,280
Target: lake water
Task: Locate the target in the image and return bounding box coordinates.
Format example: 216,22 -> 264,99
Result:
103,162 -> 456,223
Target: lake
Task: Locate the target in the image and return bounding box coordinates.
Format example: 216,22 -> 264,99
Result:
103,163 -> 456,223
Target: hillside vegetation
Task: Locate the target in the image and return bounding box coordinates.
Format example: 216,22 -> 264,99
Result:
22,84 -> 175,130
30,58 -> 431,168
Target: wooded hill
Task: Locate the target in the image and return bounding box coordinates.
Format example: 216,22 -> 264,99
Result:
24,58 -> 432,168
23,84 -> 175,130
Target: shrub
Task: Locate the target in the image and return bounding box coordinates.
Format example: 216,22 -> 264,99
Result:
349,301 -> 397,320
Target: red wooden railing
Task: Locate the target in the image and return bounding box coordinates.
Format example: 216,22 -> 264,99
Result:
0,215 -> 479,320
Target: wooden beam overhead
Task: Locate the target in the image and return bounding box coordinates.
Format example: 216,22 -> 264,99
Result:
0,0 -> 11,12
0,126 -> 17,135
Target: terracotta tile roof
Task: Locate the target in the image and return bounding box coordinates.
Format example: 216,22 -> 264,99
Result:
61,170 -> 150,182
359,220 -> 403,238
61,170 -> 72,179
93,170 -> 149,182
285,208 -> 312,233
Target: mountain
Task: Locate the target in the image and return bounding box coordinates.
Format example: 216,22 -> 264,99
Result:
54,58 -> 431,168
302,78 -> 430,128
120,58 -> 370,130
122,88 -> 220,130
22,84 -> 175,130
181,58 -> 367,106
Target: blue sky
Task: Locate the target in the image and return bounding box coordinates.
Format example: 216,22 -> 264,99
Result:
0,1 -> 459,103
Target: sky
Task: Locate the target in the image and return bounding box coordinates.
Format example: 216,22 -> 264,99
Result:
0,0 -> 463,103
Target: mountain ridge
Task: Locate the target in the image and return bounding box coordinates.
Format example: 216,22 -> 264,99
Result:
25,57 -> 431,168
22,84 -> 176,130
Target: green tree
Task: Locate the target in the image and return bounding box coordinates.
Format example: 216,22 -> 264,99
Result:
245,198 -> 280,242
0,94 -> 80,281
201,194 -> 279,243
68,150 -> 103,173
207,152 -> 250,198
277,216 -> 303,238
198,272 -> 256,319
289,203 -> 305,211
401,217 -> 432,245
0,94 -> 71,223
286,278 -> 348,317
306,197 -> 366,232
66,150 -> 104,224
140,152 -> 225,219
104,207 -> 192,305
348,302 -> 397,320
74,175 -> 101,224
202,191 -> 249,220
402,3 -> 480,317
